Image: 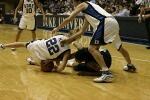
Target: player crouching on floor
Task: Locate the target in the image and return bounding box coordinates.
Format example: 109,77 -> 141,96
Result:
0,27 -> 80,72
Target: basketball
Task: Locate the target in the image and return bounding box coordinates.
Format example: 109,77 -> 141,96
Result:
41,61 -> 54,72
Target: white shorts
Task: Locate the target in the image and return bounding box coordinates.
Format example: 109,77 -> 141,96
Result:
19,16 -> 36,31
26,40 -> 47,65
104,18 -> 122,50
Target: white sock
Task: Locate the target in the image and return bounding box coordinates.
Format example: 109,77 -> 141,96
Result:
101,67 -> 109,71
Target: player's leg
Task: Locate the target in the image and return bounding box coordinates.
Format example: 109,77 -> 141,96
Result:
101,49 -> 112,68
16,16 -> 27,42
72,61 -> 101,76
12,16 -> 26,51
88,18 -> 113,83
113,34 -> 136,72
15,30 -> 23,42
0,42 -> 27,50
73,48 -> 112,76
88,45 -> 113,83
27,16 -> 36,40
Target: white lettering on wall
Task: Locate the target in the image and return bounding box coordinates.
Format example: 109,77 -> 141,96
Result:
43,15 -> 92,32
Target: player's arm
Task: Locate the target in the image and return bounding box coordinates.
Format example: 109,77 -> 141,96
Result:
138,6 -> 145,23
143,14 -> 150,19
34,0 -> 46,23
72,41 -> 83,50
14,0 -> 23,24
144,7 -> 150,12
65,19 -> 89,44
56,50 -> 71,72
138,7 -> 150,22
139,7 -> 150,21
51,3 -> 88,33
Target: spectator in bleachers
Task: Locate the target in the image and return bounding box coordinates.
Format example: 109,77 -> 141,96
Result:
90,0 -> 96,4
115,3 -> 130,16
104,1 -> 112,13
43,1 -> 50,13
96,0 -> 105,8
129,1 -> 140,16
115,0 -> 122,5
64,0 -> 73,8
36,8 -> 42,15
63,7 -> 71,15
60,1 -> 66,13
49,1 -> 55,10
53,1 -> 61,14
69,7 -> 74,15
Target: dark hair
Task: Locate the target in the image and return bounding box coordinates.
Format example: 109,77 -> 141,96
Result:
74,0 -> 90,3
75,49 -> 86,61
75,48 -> 92,62
119,3 -> 124,7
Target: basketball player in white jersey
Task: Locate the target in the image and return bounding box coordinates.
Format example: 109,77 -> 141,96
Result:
52,0 -> 137,83
0,35 -> 70,72
13,0 -> 46,47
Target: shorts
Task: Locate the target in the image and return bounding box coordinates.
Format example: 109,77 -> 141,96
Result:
19,16 -> 36,31
90,18 -> 122,50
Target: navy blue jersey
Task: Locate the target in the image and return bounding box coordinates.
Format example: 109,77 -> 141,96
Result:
75,48 -> 111,68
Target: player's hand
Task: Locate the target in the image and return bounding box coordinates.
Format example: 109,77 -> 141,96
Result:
60,38 -> 70,45
52,66 -> 58,72
13,17 -> 18,24
51,27 -> 58,34
56,64 -> 65,72
138,17 -> 142,23
143,15 -> 150,20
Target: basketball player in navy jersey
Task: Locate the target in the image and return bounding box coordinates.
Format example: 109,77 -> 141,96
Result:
13,0 -> 46,50
70,41 -> 112,76
52,0 -> 136,83
0,35 -> 70,72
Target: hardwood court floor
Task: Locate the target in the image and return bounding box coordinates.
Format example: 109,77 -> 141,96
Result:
0,24 -> 150,100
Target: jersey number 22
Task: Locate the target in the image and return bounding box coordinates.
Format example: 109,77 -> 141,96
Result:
46,38 -> 60,55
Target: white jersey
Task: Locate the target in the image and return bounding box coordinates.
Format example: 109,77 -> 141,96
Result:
136,0 -> 150,7
22,0 -> 36,17
27,35 -> 70,65
82,2 -> 121,50
82,2 -> 114,32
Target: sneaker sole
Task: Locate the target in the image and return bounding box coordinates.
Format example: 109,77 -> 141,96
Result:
93,77 -> 113,83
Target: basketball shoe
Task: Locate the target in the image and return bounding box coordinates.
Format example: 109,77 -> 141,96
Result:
146,46 -> 150,49
123,64 -> 137,72
11,48 -> 16,51
0,44 -> 5,50
27,58 -> 35,65
93,70 -> 113,83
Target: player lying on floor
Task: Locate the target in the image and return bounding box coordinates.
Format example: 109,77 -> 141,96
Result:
0,35 -> 70,72
0,27 -> 80,72
65,41 -> 112,76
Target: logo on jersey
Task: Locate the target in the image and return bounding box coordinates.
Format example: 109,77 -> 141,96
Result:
94,40 -> 99,44
24,3 -> 34,13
